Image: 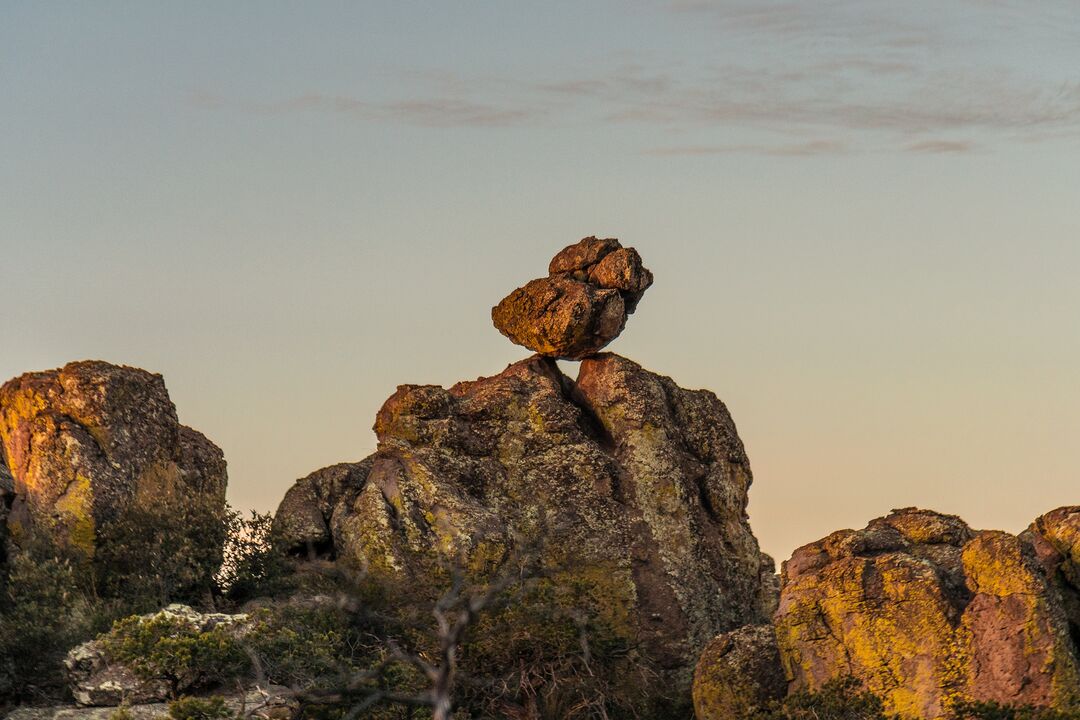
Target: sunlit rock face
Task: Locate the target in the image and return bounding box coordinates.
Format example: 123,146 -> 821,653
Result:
0,361 -> 227,561
491,237 -> 653,360
774,508 -> 1080,719
275,352 -> 772,694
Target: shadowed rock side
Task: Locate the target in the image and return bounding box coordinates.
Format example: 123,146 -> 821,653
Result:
693,624 -> 786,720
0,361 -> 227,561
491,237 -> 654,359
0,459 -> 12,570
774,508 -> 1080,719
275,352 -> 772,691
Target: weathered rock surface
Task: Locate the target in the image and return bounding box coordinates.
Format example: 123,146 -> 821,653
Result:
693,624 -> 786,720
4,688 -> 296,720
491,237 -> 653,359
65,604 -> 247,706
0,361 -> 227,561
276,352 -> 770,693
774,508 -> 1080,719
273,460 -> 372,556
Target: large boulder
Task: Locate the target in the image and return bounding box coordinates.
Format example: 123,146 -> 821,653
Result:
693,624 -> 786,720
491,237 -> 653,359
0,361 -> 227,562
774,508 -> 1080,719
275,353 -> 771,697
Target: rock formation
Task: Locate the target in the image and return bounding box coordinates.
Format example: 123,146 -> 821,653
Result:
276,352 -> 772,694
491,237 -> 653,359
65,604 -> 248,706
692,624 -> 786,720
773,508 -> 1080,719
0,361 -> 227,562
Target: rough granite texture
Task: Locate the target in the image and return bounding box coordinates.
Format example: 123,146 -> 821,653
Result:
774,508 -> 1080,719
692,624 -> 786,720
491,237 -> 653,359
275,352 -> 771,693
0,361 -> 227,560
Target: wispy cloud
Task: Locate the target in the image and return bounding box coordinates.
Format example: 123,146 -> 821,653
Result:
906,140 -> 977,154
188,1 -> 1080,154
645,140 -> 847,156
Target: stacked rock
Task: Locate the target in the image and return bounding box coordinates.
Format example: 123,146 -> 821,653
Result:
491,236 -> 653,360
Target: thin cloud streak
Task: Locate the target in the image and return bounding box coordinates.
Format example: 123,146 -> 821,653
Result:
906,140 -> 977,154
645,140 -> 846,156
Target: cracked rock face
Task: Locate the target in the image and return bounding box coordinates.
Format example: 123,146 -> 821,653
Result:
775,508 -> 1080,719
491,237 -> 653,359
0,361 -> 227,562
275,353 -> 771,693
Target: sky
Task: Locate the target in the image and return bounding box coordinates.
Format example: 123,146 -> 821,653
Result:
2,1 -> 1079,563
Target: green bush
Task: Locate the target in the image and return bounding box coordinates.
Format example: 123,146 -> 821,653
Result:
243,602 -> 366,690
167,695 -> 235,720
101,613 -> 249,696
218,510 -> 292,604
747,677 -> 896,720
952,701 -> 1080,720
0,534 -> 115,703
94,494 -> 229,610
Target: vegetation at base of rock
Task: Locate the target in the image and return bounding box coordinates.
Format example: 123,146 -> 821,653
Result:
100,614 -> 248,695
0,505 -> 289,707
94,494 -> 230,611
167,696 -> 235,720
107,704 -> 136,720
952,701 -> 1080,720
0,534 -> 112,702
218,510 -> 293,603
745,677 -> 897,720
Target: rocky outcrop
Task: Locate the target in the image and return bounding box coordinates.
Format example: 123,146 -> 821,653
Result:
0,361 -> 227,561
276,352 -> 770,692
491,237 -> 653,359
65,604 -> 247,706
774,508 -> 1080,719
693,625 -> 786,720
272,461 -> 372,557
5,688 -> 297,720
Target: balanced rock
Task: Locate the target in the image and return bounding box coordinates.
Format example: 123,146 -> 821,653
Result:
774,508 -> 1080,719
275,353 -> 771,699
693,624 -> 786,720
0,361 -> 227,563
491,237 -> 653,359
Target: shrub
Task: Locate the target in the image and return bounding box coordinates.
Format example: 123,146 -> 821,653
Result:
94,494 -> 229,609
168,695 -> 235,720
0,533 -> 114,703
243,602 -> 366,690
747,677 -> 896,720
101,613 -> 249,696
952,701 -> 1080,720
218,510 -> 292,603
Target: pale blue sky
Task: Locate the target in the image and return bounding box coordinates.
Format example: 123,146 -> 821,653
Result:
3,1 -> 1079,561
